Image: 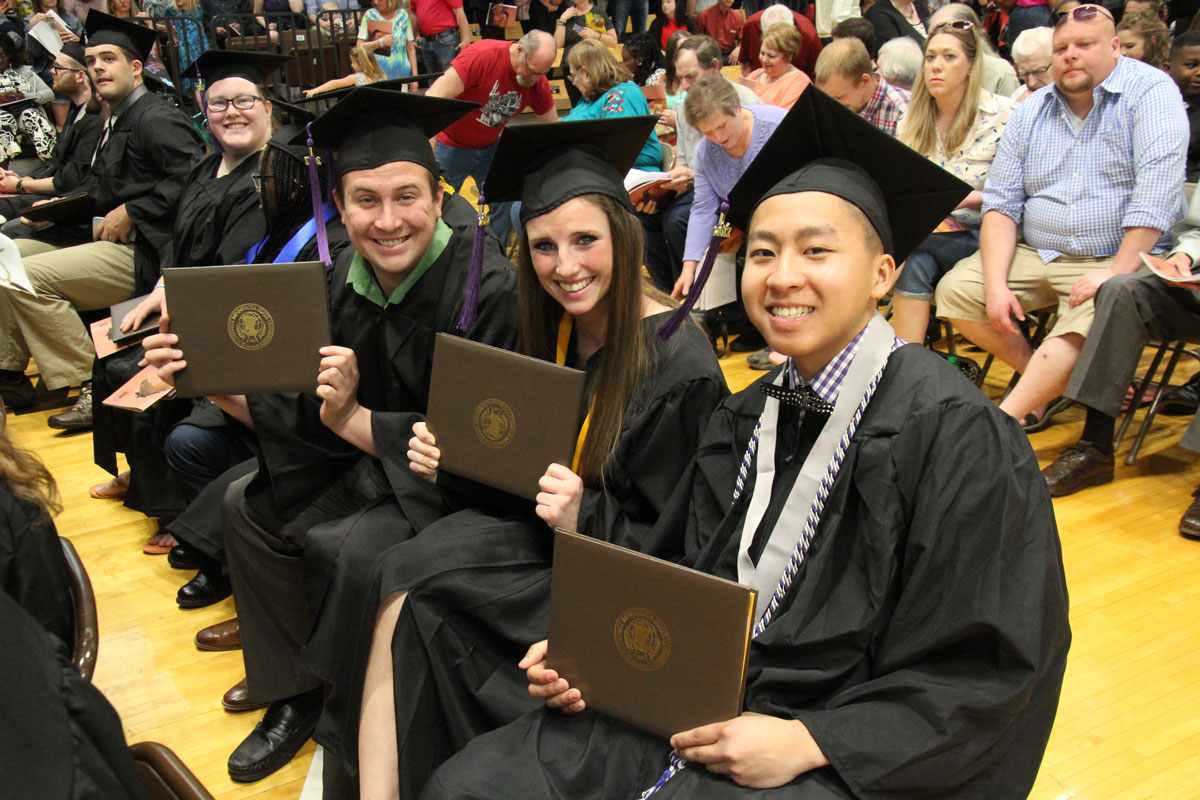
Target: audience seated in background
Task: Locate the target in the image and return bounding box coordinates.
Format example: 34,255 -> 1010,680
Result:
0,12 -> 203,432
1118,7 -> 1170,69
554,0 -> 617,104
877,33 -> 923,89
743,20 -> 810,109
832,16 -> 880,61
620,30 -> 666,86
636,33 -> 760,294
1040,185 -> 1200,536
1172,31 -> 1200,181
695,0 -> 743,63
0,32 -> 57,161
892,20 -> 1015,345
304,42 -> 385,96
739,1 -> 822,78
648,0 -> 694,49
815,37 -> 910,136
1125,0 -> 1168,22
563,38 -> 662,167
357,0 -> 417,80
936,5 -> 1187,429
927,2 -> 1020,96
1011,24 -> 1054,101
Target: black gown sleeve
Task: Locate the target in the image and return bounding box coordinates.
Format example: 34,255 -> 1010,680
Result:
121,105 -> 205,253
576,371 -> 729,556
50,115 -> 102,194
0,489 -> 74,647
791,398 -> 1071,798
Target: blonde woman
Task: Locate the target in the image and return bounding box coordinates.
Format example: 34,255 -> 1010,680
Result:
304,44 -> 386,96
745,22 -> 810,110
564,39 -> 661,168
1117,8 -> 1170,71
891,19 -> 1015,345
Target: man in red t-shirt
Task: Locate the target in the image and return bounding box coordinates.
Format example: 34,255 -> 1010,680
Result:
426,30 -> 558,238
696,0 -> 744,63
739,3 -> 823,78
412,0 -> 474,74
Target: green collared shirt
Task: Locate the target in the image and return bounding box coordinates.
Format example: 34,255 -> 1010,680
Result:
346,219 -> 453,308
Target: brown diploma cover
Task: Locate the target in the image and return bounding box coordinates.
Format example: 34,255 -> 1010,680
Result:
547,529 -> 757,739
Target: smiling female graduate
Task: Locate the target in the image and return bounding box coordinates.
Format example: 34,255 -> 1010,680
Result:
297,117 -> 730,799
419,88 -> 1072,800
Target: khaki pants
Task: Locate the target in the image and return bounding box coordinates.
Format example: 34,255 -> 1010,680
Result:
934,243 -> 1116,340
0,239 -> 135,390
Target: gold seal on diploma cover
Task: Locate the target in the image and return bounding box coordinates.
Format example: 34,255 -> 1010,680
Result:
614,607 -> 671,671
473,398 -> 516,449
227,303 -> 275,351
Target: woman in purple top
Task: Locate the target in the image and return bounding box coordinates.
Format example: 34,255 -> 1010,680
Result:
672,73 -> 790,299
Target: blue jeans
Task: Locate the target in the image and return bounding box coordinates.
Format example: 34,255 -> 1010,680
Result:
609,0 -> 648,42
636,189 -> 694,293
895,228 -> 981,301
164,423 -> 254,502
1006,4 -> 1051,51
435,139 -> 513,242
421,27 -> 460,75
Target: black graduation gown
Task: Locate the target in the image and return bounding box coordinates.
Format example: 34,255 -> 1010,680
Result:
86,89 -> 205,294
304,314 -> 728,791
420,345 -> 1072,800
0,592 -> 150,800
225,227 -> 519,701
91,152 -> 266,519
0,486 -> 74,647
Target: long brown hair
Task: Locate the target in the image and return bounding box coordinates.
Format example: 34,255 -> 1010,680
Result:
899,21 -> 985,159
515,194 -> 668,487
0,431 -> 61,516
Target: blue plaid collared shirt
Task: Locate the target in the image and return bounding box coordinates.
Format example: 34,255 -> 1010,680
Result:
788,327 -> 905,405
982,56 -> 1188,263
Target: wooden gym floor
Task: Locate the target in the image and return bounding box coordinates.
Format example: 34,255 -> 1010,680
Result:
8,339 -> 1200,799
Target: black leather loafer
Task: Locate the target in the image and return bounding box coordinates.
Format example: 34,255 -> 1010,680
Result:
176,569 -> 231,609
167,543 -> 201,571
227,690 -> 322,783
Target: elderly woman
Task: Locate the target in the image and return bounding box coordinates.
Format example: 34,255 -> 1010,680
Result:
877,35 -> 922,90
673,73 -> 787,299
565,39 -> 662,167
1010,25 -> 1053,102
745,22 -> 811,109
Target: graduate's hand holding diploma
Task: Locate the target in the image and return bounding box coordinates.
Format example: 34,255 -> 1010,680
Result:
669,712 -> 829,788
521,639 -> 586,713
535,463 -> 583,531
141,316 -> 254,428
407,421 -> 440,483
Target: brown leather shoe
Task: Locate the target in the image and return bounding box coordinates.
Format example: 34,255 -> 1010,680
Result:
1042,441 -> 1114,497
223,678 -> 268,713
1181,488 -> 1200,540
196,617 -> 241,651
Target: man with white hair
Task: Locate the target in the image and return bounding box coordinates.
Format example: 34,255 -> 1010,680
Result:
877,35 -> 922,90
928,2 -> 1020,95
1011,26 -> 1055,101
738,1 -> 823,77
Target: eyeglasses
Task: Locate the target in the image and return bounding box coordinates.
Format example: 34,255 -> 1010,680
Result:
206,94 -> 262,113
929,19 -> 974,35
521,50 -> 551,77
1017,63 -> 1052,81
1053,4 -> 1115,27
51,63 -> 85,73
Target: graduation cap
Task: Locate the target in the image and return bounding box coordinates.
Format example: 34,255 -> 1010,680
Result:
183,50 -> 290,87
60,42 -> 87,68
479,116 -> 658,225
269,97 -> 317,139
658,86 -> 973,339
84,11 -> 159,63
304,87 -> 479,178
455,116 -> 657,332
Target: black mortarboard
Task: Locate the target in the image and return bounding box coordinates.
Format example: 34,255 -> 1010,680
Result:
304,87 -> 479,177
84,11 -> 159,63
727,87 -> 972,264
659,87 -> 971,339
183,50 -> 290,86
60,42 -> 86,67
481,116 -> 658,223
269,97 -> 317,136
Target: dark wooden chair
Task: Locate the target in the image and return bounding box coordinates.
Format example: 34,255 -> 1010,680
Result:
59,536 -> 98,682
129,742 -> 217,800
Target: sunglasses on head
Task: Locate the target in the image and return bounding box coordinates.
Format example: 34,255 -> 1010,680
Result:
930,19 -> 974,34
1053,4 -> 1115,27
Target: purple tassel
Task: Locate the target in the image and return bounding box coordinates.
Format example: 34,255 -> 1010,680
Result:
456,189 -> 488,332
658,198 -> 731,340
305,122 -> 332,266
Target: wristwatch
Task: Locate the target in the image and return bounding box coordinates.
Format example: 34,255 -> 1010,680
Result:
16,178 -> 24,194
